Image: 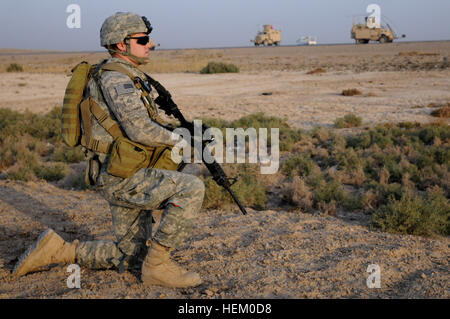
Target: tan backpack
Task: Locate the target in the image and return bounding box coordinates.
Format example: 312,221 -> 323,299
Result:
61,61 -> 92,147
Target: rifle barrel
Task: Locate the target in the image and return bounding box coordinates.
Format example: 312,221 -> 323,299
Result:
148,76 -> 248,216
225,185 -> 248,215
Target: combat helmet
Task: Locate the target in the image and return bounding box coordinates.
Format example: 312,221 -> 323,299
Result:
100,12 -> 153,64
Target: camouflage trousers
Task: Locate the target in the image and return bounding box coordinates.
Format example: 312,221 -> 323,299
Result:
75,167 -> 205,271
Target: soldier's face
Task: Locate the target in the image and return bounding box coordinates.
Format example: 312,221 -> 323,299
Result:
128,32 -> 151,58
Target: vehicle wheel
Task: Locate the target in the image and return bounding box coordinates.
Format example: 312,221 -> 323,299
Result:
379,35 -> 388,43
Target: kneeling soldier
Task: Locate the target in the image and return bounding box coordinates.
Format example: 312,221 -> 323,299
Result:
13,12 -> 205,288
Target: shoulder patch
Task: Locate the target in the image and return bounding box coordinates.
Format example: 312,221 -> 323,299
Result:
114,83 -> 135,95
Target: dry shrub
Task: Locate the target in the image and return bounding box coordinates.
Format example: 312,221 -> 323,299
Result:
202,164 -> 266,210
430,106 -> 450,118
371,188 -> 449,237
379,167 -> 390,185
311,126 -> 331,143
282,154 -> 317,177
398,51 -> 439,57
401,173 -> 415,196
7,160 -> 37,181
326,166 -> 342,182
0,134 -> 40,171
314,147 -> 330,161
318,200 -> 337,216
282,176 -> 314,211
343,165 -> 367,187
330,133 -> 347,152
6,63 -> 23,72
427,102 -> 450,108
290,138 -> 315,154
200,61 -> 239,74
398,51 -> 420,56
306,68 -> 326,75
342,88 -> 362,96
361,189 -> 380,211
334,113 -> 362,128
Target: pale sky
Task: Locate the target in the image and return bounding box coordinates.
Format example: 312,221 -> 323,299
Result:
1,0 -> 449,51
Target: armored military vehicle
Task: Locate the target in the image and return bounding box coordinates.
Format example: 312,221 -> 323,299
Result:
351,16 -> 404,44
251,25 -> 281,46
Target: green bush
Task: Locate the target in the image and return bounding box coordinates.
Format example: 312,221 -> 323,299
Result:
0,107 -> 61,143
7,164 -> 36,181
204,112 -> 302,152
66,171 -> 91,190
232,113 -> 302,152
277,121 -> 449,229
282,154 -> 315,177
6,63 -> 23,72
334,114 -> 362,128
202,117 -> 231,130
202,164 -> 267,211
0,135 -> 40,173
52,144 -> 85,163
335,147 -> 363,171
341,192 -> 365,212
314,179 -> 346,205
5,155 -> 67,182
200,61 -> 239,74
371,190 -> 449,237
34,163 -> 67,181
0,107 -> 72,182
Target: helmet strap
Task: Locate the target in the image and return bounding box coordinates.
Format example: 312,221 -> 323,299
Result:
107,39 -> 149,65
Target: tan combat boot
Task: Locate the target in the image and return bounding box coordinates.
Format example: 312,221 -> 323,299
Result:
13,228 -> 78,277
141,241 -> 202,288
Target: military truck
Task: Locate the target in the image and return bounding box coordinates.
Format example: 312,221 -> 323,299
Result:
251,25 -> 281,46
351,16 -> 404,44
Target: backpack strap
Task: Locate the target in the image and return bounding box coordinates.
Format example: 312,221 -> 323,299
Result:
100,62 -> 159,120
100,62 -> 136,80
82,61 -> 166,154
79,61 -> 130,154
80,97 -> 124,154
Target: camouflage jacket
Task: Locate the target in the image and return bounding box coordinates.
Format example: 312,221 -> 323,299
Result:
84,57 -> 179,164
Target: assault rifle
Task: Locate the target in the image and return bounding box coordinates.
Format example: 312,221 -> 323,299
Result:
142,75 -> 248,216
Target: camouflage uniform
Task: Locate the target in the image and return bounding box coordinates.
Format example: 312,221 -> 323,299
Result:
11,13 -> 204,286
76,57 -> 205,271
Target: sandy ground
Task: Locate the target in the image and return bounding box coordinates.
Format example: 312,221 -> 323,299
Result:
0,42 -> 449,299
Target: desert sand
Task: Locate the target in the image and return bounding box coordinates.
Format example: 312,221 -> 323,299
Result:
0,42 -> 449,299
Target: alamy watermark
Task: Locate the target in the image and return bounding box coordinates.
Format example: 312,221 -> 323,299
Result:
66,4 -> 81,29
366,264 -> 381,288
366,4 -> 381,28
67,264 -> 81,288
170,120 -> 279,174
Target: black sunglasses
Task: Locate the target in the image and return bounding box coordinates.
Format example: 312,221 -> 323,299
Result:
127,35 -> 150,46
